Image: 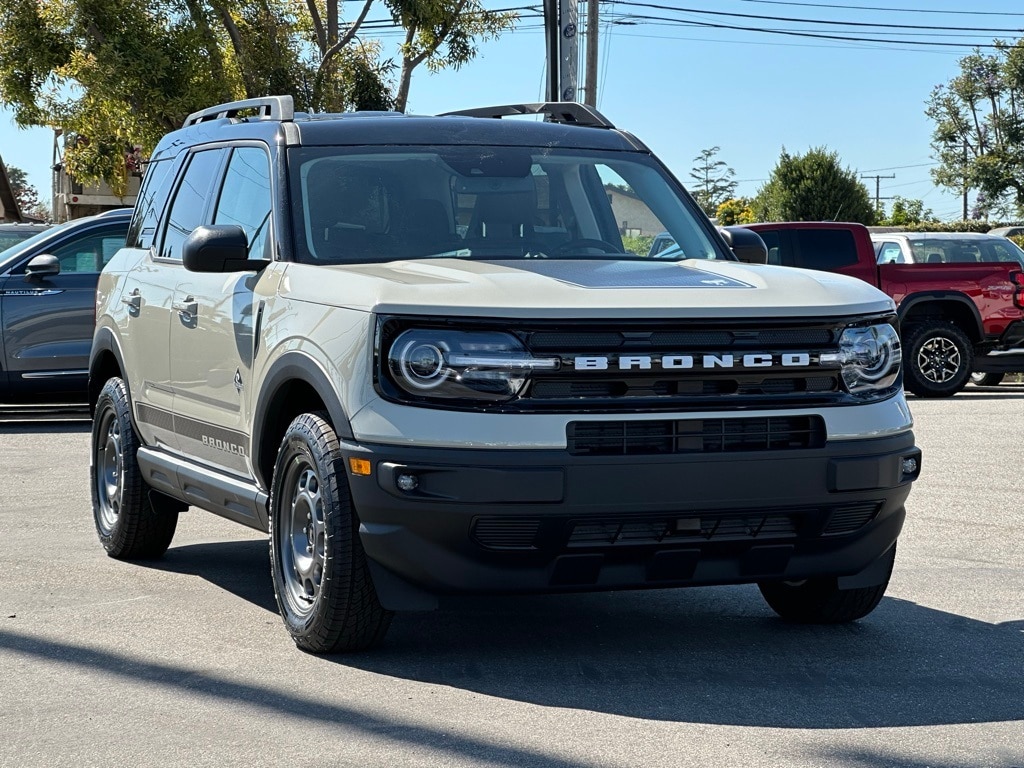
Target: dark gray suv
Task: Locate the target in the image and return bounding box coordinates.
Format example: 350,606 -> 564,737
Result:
0,208 -> 130,402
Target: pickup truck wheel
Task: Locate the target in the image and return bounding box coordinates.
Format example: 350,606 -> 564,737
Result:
903,321 -> 973,398
269,412 -> 392,653
90,377 -> 178,558
970,372 -> 1004,386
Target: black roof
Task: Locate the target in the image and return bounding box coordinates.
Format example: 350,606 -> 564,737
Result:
153,110 -> 645,158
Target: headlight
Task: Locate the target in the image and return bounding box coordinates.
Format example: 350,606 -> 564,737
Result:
385,329 -> 559,403
822,324 -> 901,395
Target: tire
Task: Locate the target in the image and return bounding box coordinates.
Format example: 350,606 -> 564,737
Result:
970,372 -> 1005,387
902,321 -> 974,398
758,545 -> 895,623
269,412 -> 392,653
90,377 -> 178,559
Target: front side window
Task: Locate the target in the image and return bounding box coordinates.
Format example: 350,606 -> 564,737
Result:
160,149 -> 227,261
214,147 -> 273,259
288,145 -> 724,264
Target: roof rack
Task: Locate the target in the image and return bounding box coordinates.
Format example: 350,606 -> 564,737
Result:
439,102 -> 615,129
184,96 -> 294,127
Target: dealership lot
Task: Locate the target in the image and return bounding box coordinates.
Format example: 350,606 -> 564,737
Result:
0,389 -> 1021,768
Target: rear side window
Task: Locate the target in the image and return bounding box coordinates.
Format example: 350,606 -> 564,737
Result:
792,229 -> 858,270
128,158 -> 176,249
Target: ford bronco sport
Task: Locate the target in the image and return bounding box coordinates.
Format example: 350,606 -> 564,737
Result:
89,97 -> 921,652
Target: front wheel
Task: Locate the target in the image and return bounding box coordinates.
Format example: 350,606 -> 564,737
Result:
90,377 -> 178,558
970,372 -> 1005,387
269,412 -> 392,653
902,321 -> 973,398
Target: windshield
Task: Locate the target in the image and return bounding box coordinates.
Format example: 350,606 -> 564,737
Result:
287,146 -> 726,264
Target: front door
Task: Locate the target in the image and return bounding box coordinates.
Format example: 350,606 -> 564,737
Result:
168,146 -> 273,477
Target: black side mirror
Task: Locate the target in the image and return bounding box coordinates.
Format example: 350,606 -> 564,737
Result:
23,254 -> 60,280
719,226 -> 768,264
182,225 -> 265,273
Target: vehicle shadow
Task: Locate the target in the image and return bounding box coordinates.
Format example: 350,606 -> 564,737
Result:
0,421 -> 91,434
147,539 -> 1023,731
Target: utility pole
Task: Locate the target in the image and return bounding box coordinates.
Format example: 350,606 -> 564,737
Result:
559,0 -> 578,102
584,0 -> 599,106
862,173 -> 895,216
544,0 -> 579,101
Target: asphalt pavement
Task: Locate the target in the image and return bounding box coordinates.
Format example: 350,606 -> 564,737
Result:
0,388 -> 1021,767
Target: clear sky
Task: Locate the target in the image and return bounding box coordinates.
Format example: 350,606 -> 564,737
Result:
1,0 -> 1019,221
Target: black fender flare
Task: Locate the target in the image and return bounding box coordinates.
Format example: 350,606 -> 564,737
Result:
251,352 -> 353,486
896,292 -> 984,341
88,325 -> 130,413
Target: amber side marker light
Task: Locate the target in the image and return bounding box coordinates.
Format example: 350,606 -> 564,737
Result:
349,458 -> 372,476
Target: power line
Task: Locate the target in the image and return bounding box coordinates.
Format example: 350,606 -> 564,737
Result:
606,2 -> 1024,33
736,0 -> 1024,17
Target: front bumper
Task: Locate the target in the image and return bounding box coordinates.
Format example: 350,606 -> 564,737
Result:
342,431 -> 920,609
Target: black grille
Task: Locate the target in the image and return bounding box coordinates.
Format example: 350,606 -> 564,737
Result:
568,513 -> 799,546
567,416 -> 826,456
823,503 -> 879,535
470,502 -> 883,552
471,518 -> 541,549
527,328 -> 834,351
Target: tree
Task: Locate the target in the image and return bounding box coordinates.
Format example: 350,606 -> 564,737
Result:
753,147 -> 875,224
715,197 -> 756,225
688,146 -> 737,216
877,196 -> 936,226
5,165 -> 44,218
925,41 -> 1024,217
0,0 -> 515,191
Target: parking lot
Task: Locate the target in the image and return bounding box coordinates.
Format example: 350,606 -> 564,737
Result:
1,388 -> 1021,768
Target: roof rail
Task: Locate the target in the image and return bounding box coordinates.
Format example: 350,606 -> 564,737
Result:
184,95 -> 294,127
439,102 -> 615,129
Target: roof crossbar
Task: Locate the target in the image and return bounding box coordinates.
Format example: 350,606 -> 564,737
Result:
440,102 -> 615,129
184,96 -> 294,127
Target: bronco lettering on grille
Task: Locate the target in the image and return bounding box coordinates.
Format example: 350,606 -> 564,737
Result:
574,353 -> 813,371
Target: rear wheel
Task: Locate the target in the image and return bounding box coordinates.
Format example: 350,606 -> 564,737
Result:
269,412 -> 392,653
903,321 -> 973,398
970,372 -> 1005,387
758,546 -> 895,623
90,377 -> 178,558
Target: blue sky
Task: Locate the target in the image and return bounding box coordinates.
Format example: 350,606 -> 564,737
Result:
1,0 -> 1018,221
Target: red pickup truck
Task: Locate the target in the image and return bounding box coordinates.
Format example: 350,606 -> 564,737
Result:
737,222 -> 1024,397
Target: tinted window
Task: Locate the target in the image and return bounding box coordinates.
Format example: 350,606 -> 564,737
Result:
213,147 -> 272,259
757,229 -> 783,265
160,149 -> 226,260
128,158 -> 176,249
793,229 -> 858,270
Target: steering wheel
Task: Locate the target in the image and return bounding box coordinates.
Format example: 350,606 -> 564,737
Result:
551,238 -> 621,255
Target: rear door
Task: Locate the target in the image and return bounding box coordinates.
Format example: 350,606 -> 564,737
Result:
0,219 -> 128,398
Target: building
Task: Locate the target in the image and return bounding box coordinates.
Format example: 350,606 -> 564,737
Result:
0,156 -> 24,222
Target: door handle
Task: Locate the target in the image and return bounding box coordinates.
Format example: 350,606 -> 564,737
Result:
172,297 -> 198,319
121,289 -> 141,311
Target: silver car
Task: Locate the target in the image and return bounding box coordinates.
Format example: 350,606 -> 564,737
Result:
871,231 -> 1024,266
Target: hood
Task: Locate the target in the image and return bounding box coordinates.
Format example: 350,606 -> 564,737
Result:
278,258 -> 895,319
